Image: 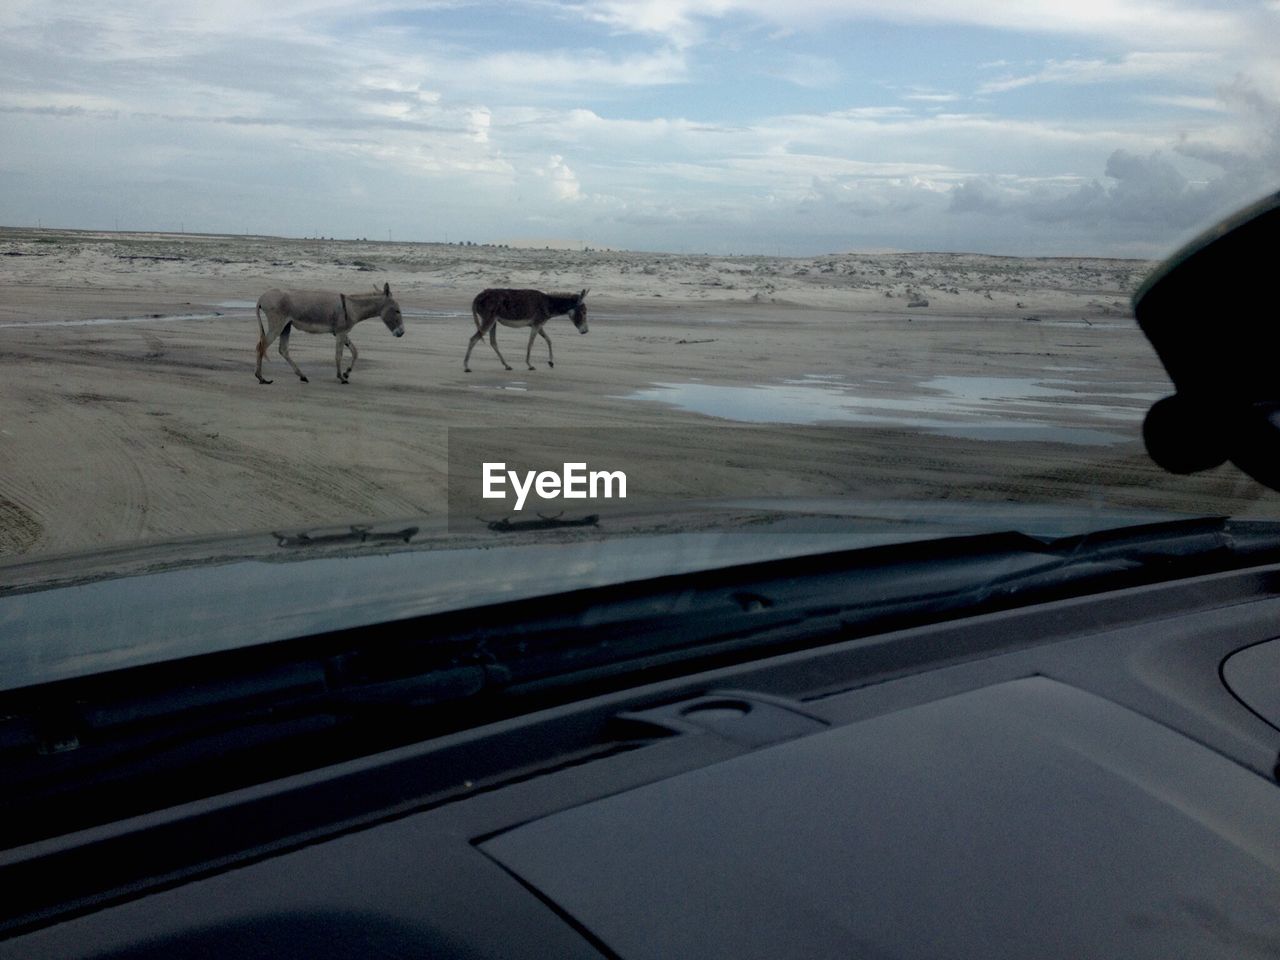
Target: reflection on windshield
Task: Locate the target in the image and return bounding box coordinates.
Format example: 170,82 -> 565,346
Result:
0,233 -> 1274,570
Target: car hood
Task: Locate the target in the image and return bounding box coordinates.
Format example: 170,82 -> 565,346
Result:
0,498 -> 1198,693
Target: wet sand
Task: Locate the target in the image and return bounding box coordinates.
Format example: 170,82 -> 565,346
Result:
0,227 -> 1271,565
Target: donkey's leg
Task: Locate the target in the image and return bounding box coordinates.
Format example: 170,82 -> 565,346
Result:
465,320 -> 509,371
488,324 -> 513,370
277,323 -> 308,382
255,330 -> 274,385
333,334 -> 348,383
538,326 -> 555,368
255,313 -> 282,384
343,337 -> 358,380
464,319 -> 489,372
524,327 -> 538,370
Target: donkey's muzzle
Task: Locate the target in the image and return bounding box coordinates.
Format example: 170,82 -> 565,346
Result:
394,328 -> 405,338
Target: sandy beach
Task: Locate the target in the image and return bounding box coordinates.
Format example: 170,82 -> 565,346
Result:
0,227 -> 1270,569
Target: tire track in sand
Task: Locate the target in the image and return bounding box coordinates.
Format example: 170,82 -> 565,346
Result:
0,494 -> 42,555
10,393 -> 155,554
156,421 -> 425,532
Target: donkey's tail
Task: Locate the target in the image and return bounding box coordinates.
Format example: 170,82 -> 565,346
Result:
255,301 -> 269,360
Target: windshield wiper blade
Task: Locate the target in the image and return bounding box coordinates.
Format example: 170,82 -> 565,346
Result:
272,524 -> 419,548
965,516 -> 1278,599
435,516 -> 1280,699
487,513 -> 600,532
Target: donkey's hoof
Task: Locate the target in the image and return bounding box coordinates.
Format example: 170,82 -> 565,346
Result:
548,361 -> 554,368
257,377 -> 273,385
503,365 -> 513,371
299,376 -> 309,383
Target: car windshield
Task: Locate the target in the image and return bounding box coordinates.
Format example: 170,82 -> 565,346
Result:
1,1 -> 1278,600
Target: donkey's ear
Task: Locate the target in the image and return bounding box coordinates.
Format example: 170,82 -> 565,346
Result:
579,288 -> 589,300
383,282 -> 391,296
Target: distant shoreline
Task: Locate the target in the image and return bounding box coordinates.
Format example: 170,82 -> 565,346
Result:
0,225 -> 1150,264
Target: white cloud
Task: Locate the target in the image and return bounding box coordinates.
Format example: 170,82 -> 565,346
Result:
901,91 -> 963,104
0,92 -> 126,114
467,45 -> 689,91
574,0 -> 733,48
947,111 -> 1278,245
978,51 -> 1219,95
542,154 -> 583,201
1,0 -> 1276,256
571,0 -> 1250,49
468,107 -> 492,143
1141,95 -> 1228,112
766,54 -> 843,89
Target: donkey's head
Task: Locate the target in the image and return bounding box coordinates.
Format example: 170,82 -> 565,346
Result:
378,282 -> 404,337
571,288 -> 589,334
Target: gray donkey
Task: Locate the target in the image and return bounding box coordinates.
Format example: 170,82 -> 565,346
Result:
255,283 -> 404,384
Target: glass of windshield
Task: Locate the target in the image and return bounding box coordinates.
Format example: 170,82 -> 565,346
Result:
0,1 -> 1275,616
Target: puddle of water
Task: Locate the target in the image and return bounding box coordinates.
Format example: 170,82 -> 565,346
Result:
1039,320 -> 1129,330
213,299 -> 257,310
620,375 -> 1157,445
469,381 -> 528,392
928,375 -> 1070,401
921,376 -> 1161,423
939,424 -> 1129,444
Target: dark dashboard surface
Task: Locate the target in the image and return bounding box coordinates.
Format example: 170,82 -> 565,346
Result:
2,562 -> 1279,959
484,678 -> 1280,960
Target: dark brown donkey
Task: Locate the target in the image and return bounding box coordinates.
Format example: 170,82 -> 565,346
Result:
465,288 -> 589,372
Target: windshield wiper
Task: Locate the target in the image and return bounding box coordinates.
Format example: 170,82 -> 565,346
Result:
487,513 -> 599,532
272,524 -> 419,548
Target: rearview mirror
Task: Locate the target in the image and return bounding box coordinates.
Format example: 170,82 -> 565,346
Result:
1133,191 -> 1280,492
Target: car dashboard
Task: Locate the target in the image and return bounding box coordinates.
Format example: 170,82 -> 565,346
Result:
2,558 -> 1280,959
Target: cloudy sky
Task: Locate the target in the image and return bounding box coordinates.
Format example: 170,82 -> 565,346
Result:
2,1 -> 1277,255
